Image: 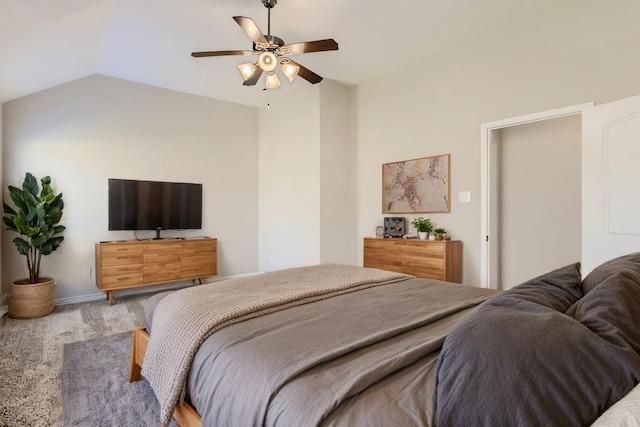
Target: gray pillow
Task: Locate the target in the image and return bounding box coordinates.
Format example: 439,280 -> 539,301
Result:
435,261 -> 640,427
582,252 -> 640,294
568,271 -> 640,354
494,262 -> 583,312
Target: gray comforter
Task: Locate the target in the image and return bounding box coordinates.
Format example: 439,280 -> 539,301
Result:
147,277 -> 496,426
144,264 -> 412,426
435,260 -> 640,426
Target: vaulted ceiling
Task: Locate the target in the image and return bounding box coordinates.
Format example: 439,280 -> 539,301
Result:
1,0 -> 557,107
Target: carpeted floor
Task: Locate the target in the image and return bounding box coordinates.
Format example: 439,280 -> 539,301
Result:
62,332 -> 174,426
0,293 -> 152,427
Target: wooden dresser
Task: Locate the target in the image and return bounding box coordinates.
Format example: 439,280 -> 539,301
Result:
95,237 -> 217,305
363,237 -> 462,283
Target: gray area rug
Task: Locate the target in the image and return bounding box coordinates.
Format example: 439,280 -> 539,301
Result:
62,331 -> 174,426
0,292 -> 168,426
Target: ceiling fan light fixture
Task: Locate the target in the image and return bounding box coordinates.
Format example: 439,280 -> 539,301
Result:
237,62 -> 257,81
265,71 -> 281,89
258,51 -> 278,72
281,61 -> 300,82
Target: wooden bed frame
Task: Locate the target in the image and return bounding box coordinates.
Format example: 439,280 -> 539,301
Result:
128,328 -> 203,427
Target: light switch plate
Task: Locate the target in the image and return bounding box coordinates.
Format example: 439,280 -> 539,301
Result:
459,191 -> 471,203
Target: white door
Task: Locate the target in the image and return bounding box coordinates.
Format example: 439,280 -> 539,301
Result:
582,94 -> 640,275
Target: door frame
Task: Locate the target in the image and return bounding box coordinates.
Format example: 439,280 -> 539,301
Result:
479,102 -> 593,289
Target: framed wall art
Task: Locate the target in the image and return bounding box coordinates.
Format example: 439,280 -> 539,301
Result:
382,153 -> 450,213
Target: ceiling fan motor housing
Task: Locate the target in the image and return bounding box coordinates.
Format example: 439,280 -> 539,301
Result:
266,35 -> 284,47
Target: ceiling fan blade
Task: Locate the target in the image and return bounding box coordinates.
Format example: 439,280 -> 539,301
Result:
191,50 -> 250,58
281,39 -> 338,55
233,16 -> 268,44
288,60 -> 323,84
243,66 -> 264,86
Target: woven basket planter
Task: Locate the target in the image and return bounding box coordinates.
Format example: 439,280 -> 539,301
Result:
8,277 -> 55,319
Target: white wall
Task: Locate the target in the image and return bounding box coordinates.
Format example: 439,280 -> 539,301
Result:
354,0 -> 640,284
498,115 -> 582,289
319,81 -> 356,265
258,80 -> 353,272
2,74 -> 259,301
259,85 -> 321,271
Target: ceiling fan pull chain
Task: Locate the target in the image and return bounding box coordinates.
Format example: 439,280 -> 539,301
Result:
266,85 -> 271,109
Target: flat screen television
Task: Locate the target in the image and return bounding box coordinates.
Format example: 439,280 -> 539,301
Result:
108,178 -> 202,234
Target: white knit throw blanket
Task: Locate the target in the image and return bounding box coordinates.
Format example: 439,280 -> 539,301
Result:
142,263 -> 411,426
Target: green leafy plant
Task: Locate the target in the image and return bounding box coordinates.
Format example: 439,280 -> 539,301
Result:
411,217 -> 433,233
433,228 -> 446,236
3,173 -> 65,283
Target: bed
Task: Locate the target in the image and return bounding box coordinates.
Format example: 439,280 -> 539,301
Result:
128,256 -> 640,427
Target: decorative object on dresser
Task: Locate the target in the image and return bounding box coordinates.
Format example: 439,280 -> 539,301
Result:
382,153 -> 450,214
363,237 -> 462,283
433,228 -> 446,240
95,237 -> 217,305
383,216 -> 405,237
2,172 -> 65,319
410,217 -> 433,240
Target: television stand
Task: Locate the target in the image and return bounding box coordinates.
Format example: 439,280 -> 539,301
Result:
95,237 -> 217,305
153,228 -> 163,240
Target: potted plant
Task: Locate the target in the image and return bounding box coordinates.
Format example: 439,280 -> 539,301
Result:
433,228 -> 446,240
3,173 -> 65,319
411,217 -> 432,240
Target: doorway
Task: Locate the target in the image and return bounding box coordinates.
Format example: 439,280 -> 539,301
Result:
480,103 -> 593,289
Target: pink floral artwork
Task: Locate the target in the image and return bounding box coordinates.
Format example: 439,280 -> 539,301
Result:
382,154 -> 450,213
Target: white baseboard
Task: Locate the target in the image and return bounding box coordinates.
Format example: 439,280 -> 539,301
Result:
55,292 -> 107,306
52,272 -> 264,307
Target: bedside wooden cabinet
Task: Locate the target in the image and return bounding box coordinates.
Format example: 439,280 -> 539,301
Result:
95,237 -> 217,305
363,238 -> 462,283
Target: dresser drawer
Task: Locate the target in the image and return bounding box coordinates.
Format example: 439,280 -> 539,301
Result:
100,272 -> 144,290
402,241 -> 445,256
181,240 -> 216,258
401,262 -> 445,279
364,239 -> 396,250
143,251 -> 180,264
144,262 -> 181,283
181,257 -> 216,278
102,264 -> 143,277
144,243 -> 181,253
100,244 -> 143,266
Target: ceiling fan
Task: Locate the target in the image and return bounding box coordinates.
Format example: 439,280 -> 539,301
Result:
191,0 -> 338,90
